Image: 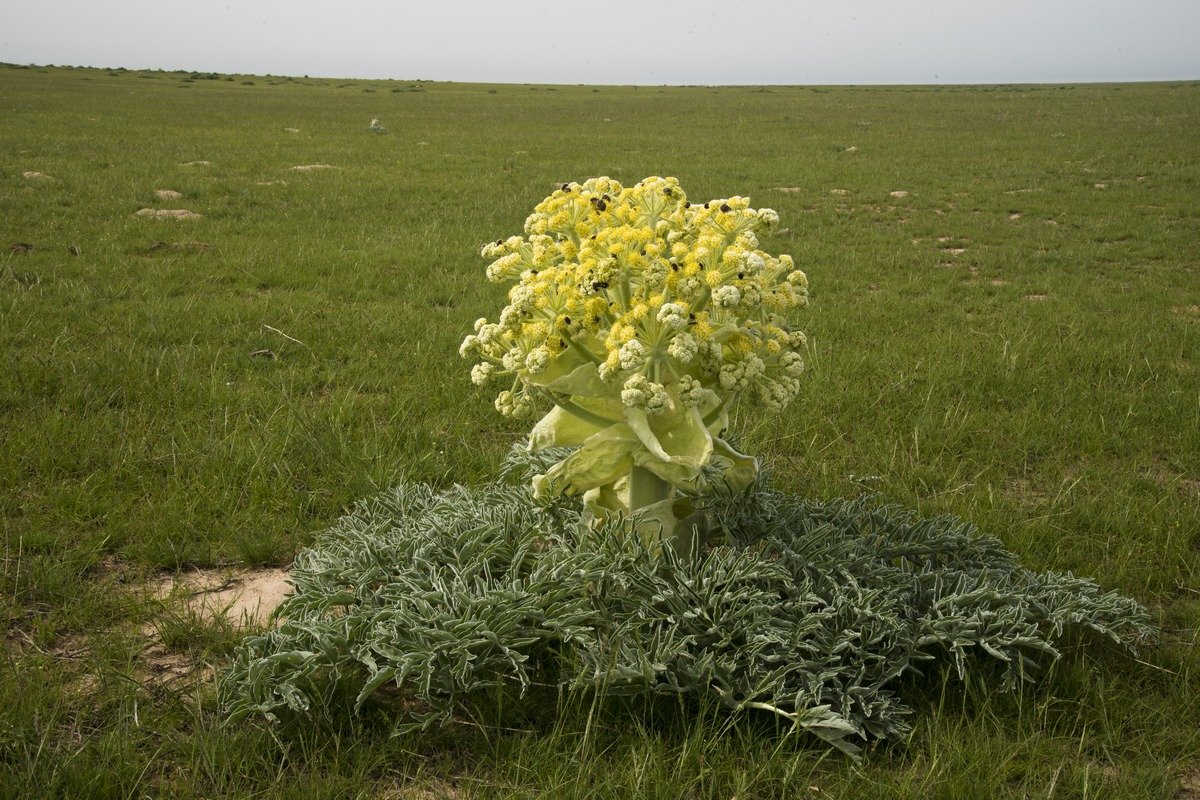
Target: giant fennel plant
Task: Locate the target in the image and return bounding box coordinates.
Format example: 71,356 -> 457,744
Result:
222,178 -> 1155,757
459,176 -> 807,548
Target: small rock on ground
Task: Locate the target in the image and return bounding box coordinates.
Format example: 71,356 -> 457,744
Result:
135,208 -> 202,219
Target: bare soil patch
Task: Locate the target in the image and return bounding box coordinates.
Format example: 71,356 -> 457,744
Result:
137,566 -> 292,687
1026,294 -> 1049,301
888,190 -> 909,198
1178,767 -> 1200,800
150,566 -> 292,628
290,164 -> 336,172
22,170 -> 55,180
154,188 -> 183,200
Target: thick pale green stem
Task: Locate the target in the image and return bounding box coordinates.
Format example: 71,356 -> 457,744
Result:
627,465 -> 672,548
626,466 -> 707,555
628,465 -> 671,513
545,393 -> 617,428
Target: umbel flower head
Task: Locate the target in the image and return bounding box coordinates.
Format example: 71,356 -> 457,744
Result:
462,176 -> 810,542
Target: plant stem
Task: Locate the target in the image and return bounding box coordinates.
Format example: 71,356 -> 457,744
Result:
544,393 -> 618,428
628,465 -> 671,514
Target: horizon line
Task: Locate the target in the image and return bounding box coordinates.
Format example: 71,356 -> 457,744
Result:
5,61 -> 1199,88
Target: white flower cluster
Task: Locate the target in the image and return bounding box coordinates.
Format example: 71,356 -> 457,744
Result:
462,176 -> 810,419
621,374 -> 671,413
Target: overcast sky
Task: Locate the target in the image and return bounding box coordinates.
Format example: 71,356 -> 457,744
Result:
2,0 -> 1197,85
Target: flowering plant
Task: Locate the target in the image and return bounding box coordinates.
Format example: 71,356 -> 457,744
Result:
461,176 -> 809,548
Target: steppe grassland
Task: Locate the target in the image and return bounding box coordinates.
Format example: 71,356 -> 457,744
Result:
1,65 -> 1198,798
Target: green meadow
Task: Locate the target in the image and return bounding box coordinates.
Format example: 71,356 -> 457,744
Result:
2,63 -> 1198,798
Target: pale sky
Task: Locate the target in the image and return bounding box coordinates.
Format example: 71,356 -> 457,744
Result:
2,0 -> 1197,85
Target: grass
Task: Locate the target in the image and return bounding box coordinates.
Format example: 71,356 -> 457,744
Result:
1,63 -> 1198,797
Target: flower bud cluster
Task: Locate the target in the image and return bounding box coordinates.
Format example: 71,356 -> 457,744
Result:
462,176 -> 810,418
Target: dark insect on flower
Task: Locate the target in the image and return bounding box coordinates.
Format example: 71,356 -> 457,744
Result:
738,272 -> 744,279
530,270 -> 538,275
663,188 -> 672,196
496,239 -> 503,245
596,200 -> 607,211
720,203 -> 731,213
592,280 -> 609,291
671,262 -> 680,272
561,183 -> 570,191
602,194 -> 610,202
685,202 -> 691,208
689,312 -> 696,320
556,338 -> 566,348
563,316 -> 571,324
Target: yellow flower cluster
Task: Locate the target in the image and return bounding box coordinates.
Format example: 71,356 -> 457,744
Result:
460,176 -> 809,420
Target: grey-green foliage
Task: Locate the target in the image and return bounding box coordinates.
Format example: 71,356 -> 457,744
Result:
221,446 -> 1154,756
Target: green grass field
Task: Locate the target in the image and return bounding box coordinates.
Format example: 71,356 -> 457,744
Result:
2,63 -> 1198,798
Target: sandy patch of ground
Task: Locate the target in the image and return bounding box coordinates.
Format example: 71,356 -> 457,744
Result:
6,563 -> 292,693
180,160 -> 212,167
1026,294 -> 1049,301
773,187 -> 804,193
22,170 -> 55,180
830,188 -> 849,196
942,247 -> 967,255
138,566 -> 292,687
1008,213 -> 1023,220
1178,767 -> 1200,800
155,188 -> 183,200
150,566 -> 292,628
844,146 -> 859,153
889,190 -> 908,198
989,279 -> 1009,286
255,179 -> 288,186
284,127 -> 300,133
135,208 -> 202,219
1094,182 -> 1108,189
290,164 -> 336,172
